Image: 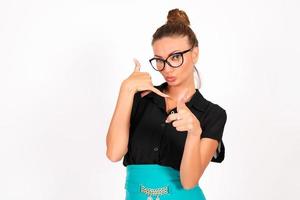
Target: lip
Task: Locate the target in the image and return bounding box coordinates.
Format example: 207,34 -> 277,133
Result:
165,76 -> 176,82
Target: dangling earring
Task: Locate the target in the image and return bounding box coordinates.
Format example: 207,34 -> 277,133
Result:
193,65 -> 201,89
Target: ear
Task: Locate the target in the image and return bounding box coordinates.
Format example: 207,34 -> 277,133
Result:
192,46 -> 199,64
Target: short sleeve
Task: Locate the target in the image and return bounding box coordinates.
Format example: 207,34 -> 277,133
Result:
200,105 -> 227,163
130,91 -> 142,126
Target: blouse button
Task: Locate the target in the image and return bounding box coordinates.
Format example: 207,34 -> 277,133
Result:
153,147 -> 159,151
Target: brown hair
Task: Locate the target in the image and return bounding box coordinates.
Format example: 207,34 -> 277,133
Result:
151,8 -> 201,88
152,8 -> 198,47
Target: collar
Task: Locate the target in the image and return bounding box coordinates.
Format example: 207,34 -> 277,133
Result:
143,81 -> 208,112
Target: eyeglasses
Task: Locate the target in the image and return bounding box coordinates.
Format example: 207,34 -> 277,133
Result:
149,46 -> 194,71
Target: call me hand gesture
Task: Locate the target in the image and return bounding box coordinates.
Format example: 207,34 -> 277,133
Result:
123,58 -> 170,98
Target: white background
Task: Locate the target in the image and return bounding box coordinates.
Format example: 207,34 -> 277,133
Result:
0,0 -> 299,199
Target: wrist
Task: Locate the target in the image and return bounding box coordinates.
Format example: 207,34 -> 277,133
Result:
121,80 -> 136,95
188,126 -> 202,137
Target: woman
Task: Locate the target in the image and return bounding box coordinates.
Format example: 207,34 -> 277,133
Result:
106,8 -> 227,200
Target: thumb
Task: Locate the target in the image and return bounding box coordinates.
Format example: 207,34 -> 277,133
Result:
133,58 -> 141,72
177,88 -> 189,110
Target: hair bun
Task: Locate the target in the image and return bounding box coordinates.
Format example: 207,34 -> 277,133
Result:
167,8 -> 190,26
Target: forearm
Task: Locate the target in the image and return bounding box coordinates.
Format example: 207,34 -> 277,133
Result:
179,129 -> 203,189
106,82 -> 136,162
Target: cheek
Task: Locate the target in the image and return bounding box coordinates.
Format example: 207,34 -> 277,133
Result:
181,58 -> 194,73
185,56 -> 194,66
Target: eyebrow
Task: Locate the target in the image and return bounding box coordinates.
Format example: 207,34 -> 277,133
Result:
154,50 -> 181,58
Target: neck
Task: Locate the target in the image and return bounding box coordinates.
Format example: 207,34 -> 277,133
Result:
164,77 -> 196,102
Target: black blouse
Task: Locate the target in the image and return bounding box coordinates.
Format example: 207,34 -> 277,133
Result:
123,81 -> 227,171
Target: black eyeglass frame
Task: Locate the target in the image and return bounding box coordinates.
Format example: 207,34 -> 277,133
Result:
149,46 -> 194,71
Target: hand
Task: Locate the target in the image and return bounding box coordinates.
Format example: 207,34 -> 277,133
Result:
122,58 -> 169,98
165,89 -> 202,136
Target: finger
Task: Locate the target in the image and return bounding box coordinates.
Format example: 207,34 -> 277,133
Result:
177,109 -> 187,115
171,119 -> 185,127
174,123 -> 191,132
165,113 -> 180,123
141,90 -> 151,97
133,58 -> 141,72
177,88 -> 189,109
171,120 -> 187,131
176,126 -> 188,132
149,86 -> 170,98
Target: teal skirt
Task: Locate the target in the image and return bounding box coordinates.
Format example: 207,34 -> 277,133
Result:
124,164 -> 206,200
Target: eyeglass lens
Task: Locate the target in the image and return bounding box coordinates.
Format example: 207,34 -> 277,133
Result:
151,53 -> 183,71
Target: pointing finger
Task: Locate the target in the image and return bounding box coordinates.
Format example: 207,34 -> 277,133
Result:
177,88 -> 189,110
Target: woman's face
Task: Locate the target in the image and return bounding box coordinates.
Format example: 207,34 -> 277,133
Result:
152,35 -> 199,86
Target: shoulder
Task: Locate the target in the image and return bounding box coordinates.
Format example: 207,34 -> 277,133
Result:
206,101 -> 226,116
201,98 -> 227,123
200,99 -> 227,142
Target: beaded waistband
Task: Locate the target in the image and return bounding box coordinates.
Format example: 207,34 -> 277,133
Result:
125,164 -> 180,200
140,184 -> 169,200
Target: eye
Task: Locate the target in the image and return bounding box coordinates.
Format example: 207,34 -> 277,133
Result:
156,59 -> 164,64
170,54 -> 181,61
